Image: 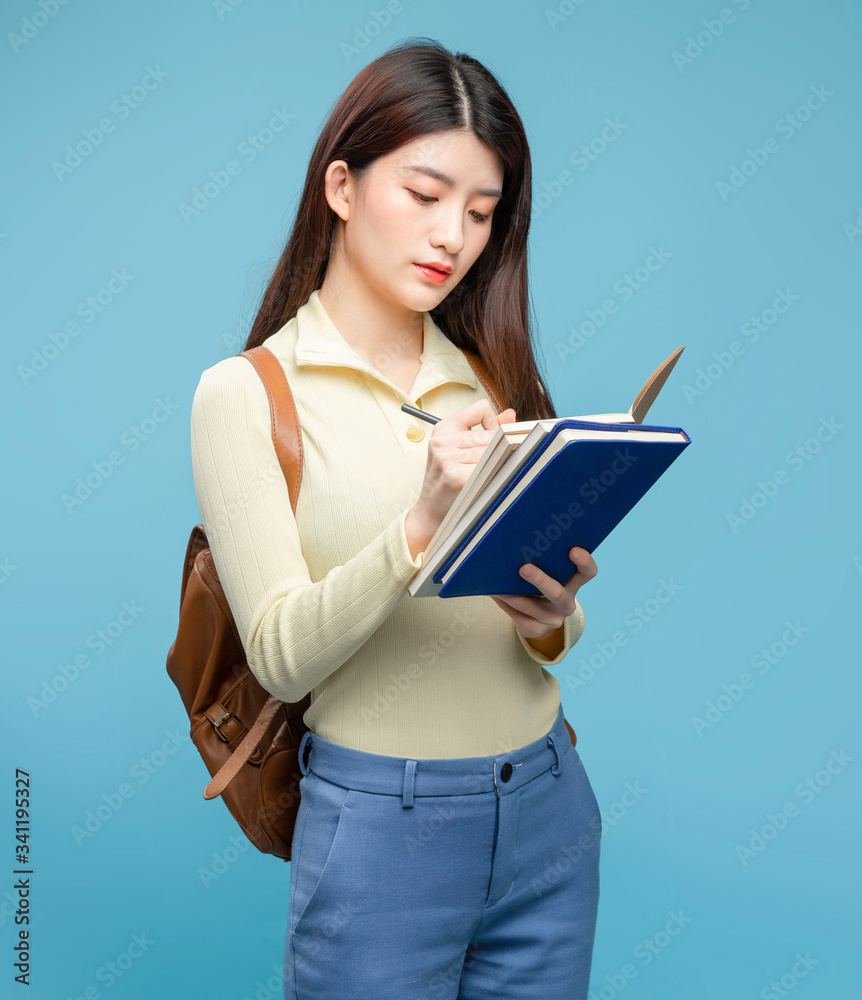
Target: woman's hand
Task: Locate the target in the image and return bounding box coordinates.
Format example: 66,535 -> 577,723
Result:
406,401 -> 517,555
490,546 -> 597,639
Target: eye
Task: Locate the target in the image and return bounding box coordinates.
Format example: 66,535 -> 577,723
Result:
407,189 -> 491,224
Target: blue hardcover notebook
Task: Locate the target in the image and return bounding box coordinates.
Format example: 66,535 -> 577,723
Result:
434,419 -> 691,598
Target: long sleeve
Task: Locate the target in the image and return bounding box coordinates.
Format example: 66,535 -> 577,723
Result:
189,358 -> 425,705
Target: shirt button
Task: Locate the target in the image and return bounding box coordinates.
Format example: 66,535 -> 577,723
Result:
406,424 -> 425,442
500,762 -> 513,782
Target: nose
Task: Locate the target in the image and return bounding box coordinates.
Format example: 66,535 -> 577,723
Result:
429,205 -> 466,257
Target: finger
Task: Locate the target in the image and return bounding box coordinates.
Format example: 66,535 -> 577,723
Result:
433,426 -> 501,453
511,598 -> 562,629
518,561 -> 567,601
567,546 -> 598,582
560,547 -> 597,601
515,564 -> 573,620
439,441 -> 501,467
489,595 -> 548,634
440,398 -> 500,432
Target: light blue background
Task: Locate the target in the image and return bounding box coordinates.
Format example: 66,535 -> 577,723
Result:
2,1 -> 860,997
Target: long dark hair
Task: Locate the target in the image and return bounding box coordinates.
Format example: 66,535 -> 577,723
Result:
243,36 -> 557,421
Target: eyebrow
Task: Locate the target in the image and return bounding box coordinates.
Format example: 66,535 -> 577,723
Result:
402,163 -> 502,199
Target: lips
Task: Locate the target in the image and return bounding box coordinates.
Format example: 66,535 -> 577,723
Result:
413,263 -> 450,284
416,261 -> 452,274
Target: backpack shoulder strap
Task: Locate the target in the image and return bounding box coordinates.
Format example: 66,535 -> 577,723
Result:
462,349 -> 506,413
240,346 -> 303,513
202,346 -> 303,803
241,345 -> 504,485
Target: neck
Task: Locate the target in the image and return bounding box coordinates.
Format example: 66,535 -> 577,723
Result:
317,270 -> 425,365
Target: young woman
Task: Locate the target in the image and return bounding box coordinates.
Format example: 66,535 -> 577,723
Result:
191,36 -> 601,1000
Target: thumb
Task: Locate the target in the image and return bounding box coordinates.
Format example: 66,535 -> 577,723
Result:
497,408 -> 517,425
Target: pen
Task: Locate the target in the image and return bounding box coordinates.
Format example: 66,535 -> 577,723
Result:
401,403 -> 441,425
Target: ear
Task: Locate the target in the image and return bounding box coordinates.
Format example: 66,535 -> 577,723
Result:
323,160 -> 352,222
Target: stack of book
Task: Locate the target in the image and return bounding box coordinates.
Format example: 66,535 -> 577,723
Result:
409,345 -> 691,599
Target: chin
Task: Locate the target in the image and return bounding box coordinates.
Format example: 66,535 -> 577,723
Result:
392,281 -> 445,313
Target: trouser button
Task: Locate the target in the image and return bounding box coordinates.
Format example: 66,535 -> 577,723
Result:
500,762 -> 513,782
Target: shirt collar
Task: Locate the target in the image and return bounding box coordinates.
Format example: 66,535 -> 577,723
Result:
293,288 -> 478,400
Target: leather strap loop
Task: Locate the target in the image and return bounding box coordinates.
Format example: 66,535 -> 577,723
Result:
204,695 -> 284,800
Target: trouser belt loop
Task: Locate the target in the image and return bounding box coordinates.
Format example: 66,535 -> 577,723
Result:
547,734 -> 562,776
299,731 -> 313,776
402,759 -> 417,808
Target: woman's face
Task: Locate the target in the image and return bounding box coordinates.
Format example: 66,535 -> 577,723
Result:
325,129 -> 505,312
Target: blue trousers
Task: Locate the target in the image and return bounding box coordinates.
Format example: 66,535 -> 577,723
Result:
283,703 -> 601,1000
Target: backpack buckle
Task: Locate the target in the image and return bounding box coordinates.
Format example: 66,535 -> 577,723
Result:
213,711 -> 241,742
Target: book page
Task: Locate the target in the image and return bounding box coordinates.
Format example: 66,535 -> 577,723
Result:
409,421 -> 555,593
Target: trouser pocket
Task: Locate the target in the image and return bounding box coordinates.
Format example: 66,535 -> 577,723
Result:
288,772 -> 353,935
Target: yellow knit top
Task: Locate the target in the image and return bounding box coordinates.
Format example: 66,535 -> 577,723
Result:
189,289 -> 585,758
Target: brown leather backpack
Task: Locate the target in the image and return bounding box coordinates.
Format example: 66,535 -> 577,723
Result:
166,343 -> 578,862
